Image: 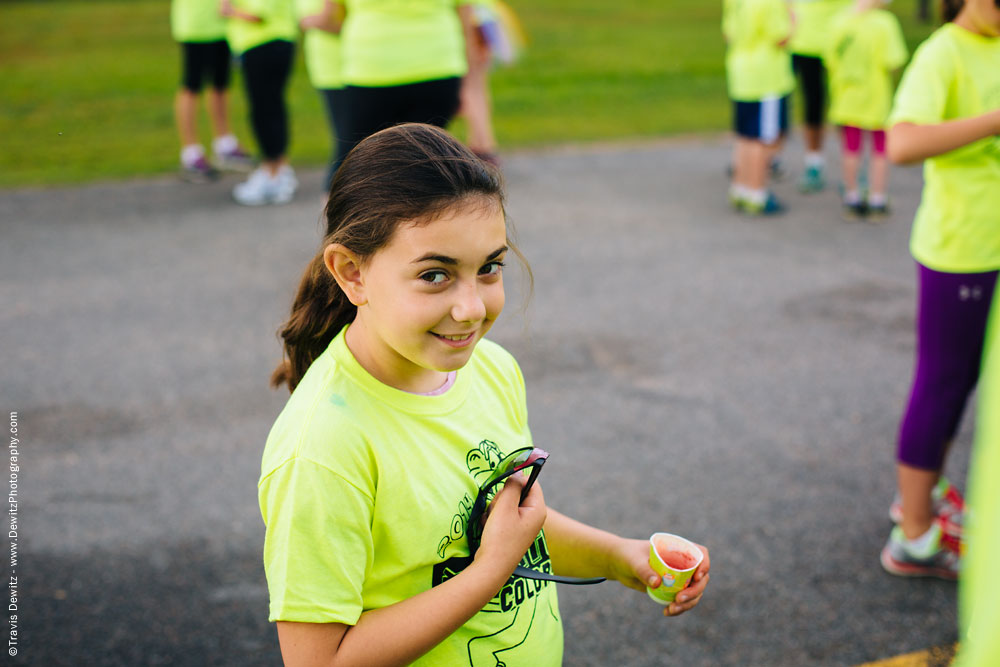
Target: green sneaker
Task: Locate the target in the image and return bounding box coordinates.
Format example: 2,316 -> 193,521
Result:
743,192 -> 785,216
880,521 -> 960,580
798,165 -> 825,193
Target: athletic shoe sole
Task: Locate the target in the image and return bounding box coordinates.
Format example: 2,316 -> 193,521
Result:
880,546 -> 958,580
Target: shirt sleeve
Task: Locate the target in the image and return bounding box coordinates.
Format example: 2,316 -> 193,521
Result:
260,457 -> 375,624
888,37 -> 951,127
885,15 -> 909,71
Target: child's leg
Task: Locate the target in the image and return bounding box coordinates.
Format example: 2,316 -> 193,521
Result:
896,266 -> 999,538
868,130 -> 889,204
840,126 -> 862,202
459,29 -> 497,159
175,88 -> 200,149
747,140 -> 769,192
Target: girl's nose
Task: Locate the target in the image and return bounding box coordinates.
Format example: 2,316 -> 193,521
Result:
451,280 -> 487,323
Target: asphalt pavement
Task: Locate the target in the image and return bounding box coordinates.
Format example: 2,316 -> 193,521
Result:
0,136 -> 971,666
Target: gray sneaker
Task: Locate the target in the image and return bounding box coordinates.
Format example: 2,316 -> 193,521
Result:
880,523 -> 959,580
233,168 -> 294,206
215,146 -> 255,173
180,156 -> 219,184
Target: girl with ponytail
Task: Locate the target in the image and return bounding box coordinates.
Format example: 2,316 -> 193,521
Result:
880,0 -> 1000,581
260,123 -> 711,666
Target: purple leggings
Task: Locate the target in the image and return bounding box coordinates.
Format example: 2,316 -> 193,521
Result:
897,263 -> 999,470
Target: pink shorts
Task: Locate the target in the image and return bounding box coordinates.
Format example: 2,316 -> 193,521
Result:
841,126 -> 886,156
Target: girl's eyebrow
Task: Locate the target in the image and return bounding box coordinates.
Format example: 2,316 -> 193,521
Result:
412,246 -> 508,265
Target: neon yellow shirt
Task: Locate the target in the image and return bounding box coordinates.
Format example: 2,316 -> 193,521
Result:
788,0 -> 852,57
260,328 -> 564,666
225,0 -> 297,55
723,0 -> 795,101
826,8 -> 908,130
296,0 -> 343,88
341,0 -> 470,87
171,0 -> 227,42
888,23 -> 1000,273
957,294 -> 1000,667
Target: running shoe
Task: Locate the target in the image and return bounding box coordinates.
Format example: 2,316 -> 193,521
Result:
233,167 -> 294,206
742,192 -> 785,216
798,165 -> 825,193
866,201 -> 891,222
180,156 -> 219,184
880,521 -> 960,580
889,477 -> 964,537
842,200 -> 867,221
215,146 -> 255,173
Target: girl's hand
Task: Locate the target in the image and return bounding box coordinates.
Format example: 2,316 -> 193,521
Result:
609,538 -> 710,617
473,475 -> 547,575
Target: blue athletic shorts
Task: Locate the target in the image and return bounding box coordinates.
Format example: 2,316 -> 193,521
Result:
733,96 -> 790,144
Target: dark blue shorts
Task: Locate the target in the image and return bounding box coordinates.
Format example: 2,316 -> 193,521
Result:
732,95 -> 790,144
180,40 -> 231,92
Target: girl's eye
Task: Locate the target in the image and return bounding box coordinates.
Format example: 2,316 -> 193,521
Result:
420,270 -> 447,285
480,261 -> 505,277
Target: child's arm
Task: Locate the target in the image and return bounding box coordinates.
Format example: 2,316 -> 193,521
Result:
543,509 -> 710,617
888,110 -> 1000,165
276,476 -> 546,667
219,0 -> 263,23
299,0 -> 344,33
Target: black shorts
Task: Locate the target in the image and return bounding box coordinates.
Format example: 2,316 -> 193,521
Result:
180,40 -> 232,92
791,54 -> 826,127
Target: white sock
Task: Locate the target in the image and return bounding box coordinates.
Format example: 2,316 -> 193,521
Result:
729,184 -> 747,200
844,190 -> 861,205
805,152 -> 824,169
869,193 -> 887,207
213,134 -> 238,155
902,524 -> 939,557
180,144 -> 205,167
745,188 -> 768,206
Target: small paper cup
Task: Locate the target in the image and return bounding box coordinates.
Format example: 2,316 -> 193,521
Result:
646,532 -> 703,605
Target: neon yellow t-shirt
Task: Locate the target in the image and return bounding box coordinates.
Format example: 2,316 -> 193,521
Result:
171,0 -> 227,42
260,328 -> 564,666
888,23 -> 1000,273
723,0 -> 795,101
341,0 -> 470,87
957,292 -> 1000,667
225,0 -> 297,55
826,8 -> 908,130
787,0 -> 852,57
296,0 -> 343,89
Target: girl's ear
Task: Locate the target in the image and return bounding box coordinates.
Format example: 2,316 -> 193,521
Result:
324,243 -> 367,306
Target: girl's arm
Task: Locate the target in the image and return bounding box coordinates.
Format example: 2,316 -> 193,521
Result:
543,509 -> 710,617
299,0 -> 345,33
277,476 -> 546,667
219,0 -> 263,23
888,110 -> 1000,165
458,4 -> 479,76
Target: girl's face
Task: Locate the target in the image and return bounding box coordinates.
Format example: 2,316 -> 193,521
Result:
345,200 -> 508,393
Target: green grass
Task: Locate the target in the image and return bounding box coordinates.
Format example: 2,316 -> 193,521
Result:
0,0 -> 938,187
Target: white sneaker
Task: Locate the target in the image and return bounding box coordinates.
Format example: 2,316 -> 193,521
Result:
233,168 -> 294,206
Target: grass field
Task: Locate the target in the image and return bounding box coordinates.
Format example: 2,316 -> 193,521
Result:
0,0 -> 938,187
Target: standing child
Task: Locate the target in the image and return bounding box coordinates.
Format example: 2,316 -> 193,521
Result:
825,0 -> 908,220
170,0 -> 254,182
723,0 -> 795,215
881,0 -> 1000,580
296,0 -> 347,191
787,0 -> 852,192
260,123 -> 711,666
221,0 -> 298,205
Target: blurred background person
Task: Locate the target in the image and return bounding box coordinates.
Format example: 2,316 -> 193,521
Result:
787,0 -> 852,193
296,0 -> 347,192
330,0 -> 477,173
171,0 -> 254,182
222,0 -> 299,205
880,0 -> 1000,581
723,0 -> 795,215
824,0 -> 908,220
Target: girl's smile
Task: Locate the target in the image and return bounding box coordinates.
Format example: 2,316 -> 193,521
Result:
329,198 -> 509,393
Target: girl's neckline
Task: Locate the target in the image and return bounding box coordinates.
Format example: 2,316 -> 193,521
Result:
413,371 -> 458,397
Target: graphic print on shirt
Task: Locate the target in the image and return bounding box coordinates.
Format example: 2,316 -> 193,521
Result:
431,439 -> 556,666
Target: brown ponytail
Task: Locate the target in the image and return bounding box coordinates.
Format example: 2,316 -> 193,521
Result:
271,123 -> 516,392
941,0 -> 964,22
